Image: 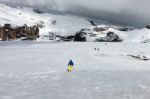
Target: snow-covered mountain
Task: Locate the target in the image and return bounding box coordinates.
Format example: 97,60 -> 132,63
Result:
0,3 -> 91,35
0,3 -> 150,42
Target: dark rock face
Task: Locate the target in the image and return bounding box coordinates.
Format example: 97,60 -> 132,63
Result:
0,24 -> 40,41
142,39 -> 150,43
0,24 -> 17,41
117,27 -> 134,31
55,35 -> 75,41
52,20 -> 57,25
95,32 -> 122,42
118,27 -> 130,31
93,26 -> 109,32
74,31 -> 86,42
66,35 -> 75,40
89,20 -> 97,26
25,25 -> 40,40
127,54 -> 150,61
33,9 -> 44,14
146,24 -> 150,29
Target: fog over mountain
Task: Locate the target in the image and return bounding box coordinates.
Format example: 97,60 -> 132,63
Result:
0,0 -> 150,28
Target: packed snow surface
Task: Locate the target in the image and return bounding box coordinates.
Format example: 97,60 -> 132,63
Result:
0,41 -> 150,99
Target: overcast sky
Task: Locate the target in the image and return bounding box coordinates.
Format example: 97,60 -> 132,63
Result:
0,0 -> 150,28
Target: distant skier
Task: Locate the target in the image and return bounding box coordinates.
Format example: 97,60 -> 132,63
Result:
67,60 -> 74,72
94,48 -> 99,51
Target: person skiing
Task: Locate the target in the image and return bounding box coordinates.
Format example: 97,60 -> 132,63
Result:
67,59 -> 74,72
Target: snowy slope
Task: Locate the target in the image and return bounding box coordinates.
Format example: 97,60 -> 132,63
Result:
130,28 -> 150,42
0,3 -> 91,36
0,3 -> 150,42
0,42 -> 150,99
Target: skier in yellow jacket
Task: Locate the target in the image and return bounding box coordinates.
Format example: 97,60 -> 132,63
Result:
67,60 -> 74,72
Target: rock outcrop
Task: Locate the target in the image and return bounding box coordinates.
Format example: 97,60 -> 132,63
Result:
74,25 -> 123,42
0,24 -> 39,41
95,32 -> 122,42
146,24 -> 150,29
74,30 -> 86,42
